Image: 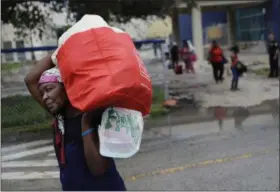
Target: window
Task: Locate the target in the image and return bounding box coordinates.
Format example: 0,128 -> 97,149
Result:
16,40 -> 26,61
3,41 -> 14,62
235,7 -> 266,41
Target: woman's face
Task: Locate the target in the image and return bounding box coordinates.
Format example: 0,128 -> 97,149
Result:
39,82 -> 68,114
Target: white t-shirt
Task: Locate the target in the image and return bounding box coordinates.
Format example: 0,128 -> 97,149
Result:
163,44 -> 169,53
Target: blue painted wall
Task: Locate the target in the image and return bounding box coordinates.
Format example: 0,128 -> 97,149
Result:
254,0 -> 280,41
178,0 -> 280,43
261,0 -> 279,41
179,11 -> 227,45
269,0 -> 280,41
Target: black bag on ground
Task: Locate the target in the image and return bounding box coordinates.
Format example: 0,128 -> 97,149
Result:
168,63 -> 173,70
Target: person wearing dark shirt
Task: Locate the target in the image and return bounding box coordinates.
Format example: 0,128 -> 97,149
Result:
267,33 -> 279,78
24,55 -> 126,191
170,42 -> 179,69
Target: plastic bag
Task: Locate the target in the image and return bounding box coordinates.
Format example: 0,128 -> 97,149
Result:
51,15 -> 152,116
98,107 -> 144,158
187,40 -> 195,52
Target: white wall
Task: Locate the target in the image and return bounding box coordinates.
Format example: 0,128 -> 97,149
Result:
1,2 -> 69,63
1,22 -> 60,63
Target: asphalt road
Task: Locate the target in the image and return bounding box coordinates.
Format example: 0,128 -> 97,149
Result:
1,113 -> 279,191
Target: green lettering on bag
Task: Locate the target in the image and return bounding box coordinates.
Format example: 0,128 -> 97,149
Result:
104,108 -> 141,144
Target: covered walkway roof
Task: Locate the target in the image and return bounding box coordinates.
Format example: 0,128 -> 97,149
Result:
177,0 -> 267,7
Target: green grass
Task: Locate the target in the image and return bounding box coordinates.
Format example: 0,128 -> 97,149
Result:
252,68 -> 269,76
1,86 -> 168,134
1,62 -> 22,72
2,122 -> 51,135
1,95 -> 52,129
150,86 -> 168,118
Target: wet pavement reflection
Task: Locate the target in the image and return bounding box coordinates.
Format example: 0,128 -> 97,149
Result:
1,99 -> 278,191
142,99 -> 279,150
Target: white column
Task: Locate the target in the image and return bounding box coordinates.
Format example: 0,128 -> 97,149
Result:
192,5 -> 204,65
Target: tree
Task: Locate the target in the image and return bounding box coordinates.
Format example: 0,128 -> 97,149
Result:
64,0 -> 175,23
2,1 -> 56,59
55,25 -> 72,40
2,1 -> 52,31
2,0 -> 178,29
2,0 -> 58,44
2,0 -> 197,39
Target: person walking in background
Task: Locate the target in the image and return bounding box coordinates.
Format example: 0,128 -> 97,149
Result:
163,41 -> 172,69
157,42 -> 162,56
208,40 -> 225,83
153,43 -> 158,58
181,40 -> 195,74
230,45 -> 240,91
163,41 -> 170,61
170,42 -> 179,69
267,33 -> 279,78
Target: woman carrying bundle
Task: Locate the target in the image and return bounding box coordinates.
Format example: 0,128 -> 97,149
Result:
24,54 -> 126,191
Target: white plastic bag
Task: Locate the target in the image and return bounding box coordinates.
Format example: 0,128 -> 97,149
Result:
51,15 -> 125,66
187,40 -> 195,52
98,107 -> 144,158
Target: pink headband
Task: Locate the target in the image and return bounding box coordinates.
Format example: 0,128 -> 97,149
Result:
38,67 -> 62,85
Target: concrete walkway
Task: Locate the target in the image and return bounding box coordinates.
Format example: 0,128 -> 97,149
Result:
164,62 -> 279,108
143,48 -> 279,108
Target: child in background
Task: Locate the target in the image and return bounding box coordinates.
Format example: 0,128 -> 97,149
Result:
181,40 -> 195,74
230,45 -> 240,91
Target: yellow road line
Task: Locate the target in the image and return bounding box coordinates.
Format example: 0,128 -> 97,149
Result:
125,149 -> 276,182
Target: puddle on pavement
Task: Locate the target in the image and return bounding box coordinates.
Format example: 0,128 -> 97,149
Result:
150,113 -> 278,141
145,99 -> 279,142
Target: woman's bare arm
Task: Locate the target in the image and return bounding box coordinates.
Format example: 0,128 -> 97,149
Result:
82,111 -> 111,176
82,131 -> 111,175
24,54 -> 54,109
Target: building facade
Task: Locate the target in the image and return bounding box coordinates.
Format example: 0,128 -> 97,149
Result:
178,0 -> 279,46
1,23 -> 57,63
179,11 -> 227,45
1,4 -> 170,64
